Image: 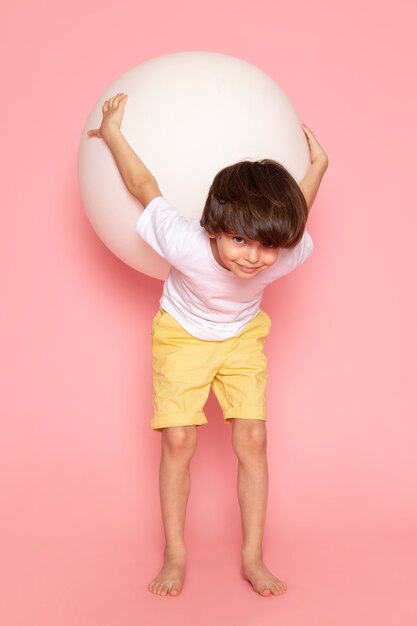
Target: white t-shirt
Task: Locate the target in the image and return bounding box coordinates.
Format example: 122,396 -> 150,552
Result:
136,196 -> 313,340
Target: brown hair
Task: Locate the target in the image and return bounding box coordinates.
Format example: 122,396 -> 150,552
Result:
200,159 -> 308,248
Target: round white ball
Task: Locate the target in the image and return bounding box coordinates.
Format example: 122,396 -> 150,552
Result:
78,52 -> 310,280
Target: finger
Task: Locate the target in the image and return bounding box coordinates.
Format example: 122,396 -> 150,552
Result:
302,124 -> 317,139
102,100 -> 109,113
118,94 -> 128,109
87,129 -> 101,138
114,93 -> 128,107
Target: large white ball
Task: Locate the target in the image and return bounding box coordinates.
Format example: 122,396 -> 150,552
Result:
78,52 -> 310,279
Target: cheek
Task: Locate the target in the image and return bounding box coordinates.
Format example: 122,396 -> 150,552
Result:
220,242 -> 238,259
263,251 -> 279,265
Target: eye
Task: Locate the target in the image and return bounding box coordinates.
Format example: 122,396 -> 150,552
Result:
232,236 -> 245,244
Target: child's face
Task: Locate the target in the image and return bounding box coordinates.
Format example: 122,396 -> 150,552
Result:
209,232 -> 280,279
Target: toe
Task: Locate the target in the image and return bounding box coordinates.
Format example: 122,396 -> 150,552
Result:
271,583 -> 285,596
259,586 -> 271,596
170,580 -> 181,596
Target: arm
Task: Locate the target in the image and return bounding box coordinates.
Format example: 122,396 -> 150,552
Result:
299,124 -> 329,213
87,93 -> 162,207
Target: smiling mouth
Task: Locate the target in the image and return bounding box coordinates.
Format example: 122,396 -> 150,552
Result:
237,264 -> 262,272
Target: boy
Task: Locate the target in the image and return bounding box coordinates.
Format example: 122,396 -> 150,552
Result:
88,92 -> 328,597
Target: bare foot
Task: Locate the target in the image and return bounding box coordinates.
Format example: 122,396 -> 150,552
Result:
148,549 -> 186,597
241,555 -> 287,597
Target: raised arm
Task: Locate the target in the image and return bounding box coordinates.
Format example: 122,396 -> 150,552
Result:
87,93 -> 162,208
299,124 -> 329,214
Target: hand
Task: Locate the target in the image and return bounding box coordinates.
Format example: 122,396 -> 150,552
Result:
302,123 -> 329,169
87,93 -> 128,140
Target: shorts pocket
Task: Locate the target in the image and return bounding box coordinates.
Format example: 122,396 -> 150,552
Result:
151,308 -> 166,339
260,309 -> 271,326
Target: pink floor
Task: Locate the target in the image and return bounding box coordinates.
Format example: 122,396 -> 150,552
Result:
3,526 -> 415,625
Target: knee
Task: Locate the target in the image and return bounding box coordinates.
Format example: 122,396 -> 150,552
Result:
232,421 -> 267,459
162,425 -> 198,457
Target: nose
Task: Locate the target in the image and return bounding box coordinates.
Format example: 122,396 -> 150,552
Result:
244,245 -> 259,264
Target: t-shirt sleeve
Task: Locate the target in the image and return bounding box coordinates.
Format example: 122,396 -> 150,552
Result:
285,228 -> 314,270
135,196 -> 198,266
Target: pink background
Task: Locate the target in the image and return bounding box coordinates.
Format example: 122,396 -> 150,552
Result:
1,0 -> 416,624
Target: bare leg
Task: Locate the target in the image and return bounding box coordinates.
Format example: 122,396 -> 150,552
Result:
148,425 -> 198,596
231,418 -> 287,597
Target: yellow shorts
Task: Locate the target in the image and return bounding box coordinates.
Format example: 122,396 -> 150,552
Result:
150,308 -> 272,431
